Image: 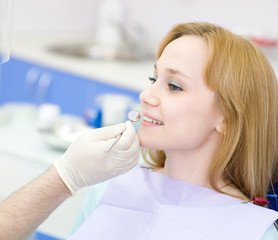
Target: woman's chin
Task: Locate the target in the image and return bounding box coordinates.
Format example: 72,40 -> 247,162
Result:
138,132 -> 150,148
138,130 -> 162,149
138,139 -> 149,148
139,138 -> 159,149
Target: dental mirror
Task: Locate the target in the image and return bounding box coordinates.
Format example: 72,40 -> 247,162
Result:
105,110 -> 141,152
128,110 -> 141,122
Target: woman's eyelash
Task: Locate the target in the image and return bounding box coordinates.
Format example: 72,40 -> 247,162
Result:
148,75 -> 158,84
168,81 -> 183,91
147,76 -> 183,91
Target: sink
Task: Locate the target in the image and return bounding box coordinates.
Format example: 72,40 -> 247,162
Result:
48,42 -> 153,61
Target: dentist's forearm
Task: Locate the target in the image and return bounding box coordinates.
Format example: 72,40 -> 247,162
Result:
0,166 -> 71,240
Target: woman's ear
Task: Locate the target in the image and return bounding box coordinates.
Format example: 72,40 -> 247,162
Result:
216,120 -> 225,135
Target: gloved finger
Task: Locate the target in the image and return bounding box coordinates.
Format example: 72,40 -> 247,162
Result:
116,146 -> 140,167
89,123 -> 126,141
117,121 -> 137,150
115,159 -> 138,172
105,134 -> 122,150
121,131 -> 140,155
125,136 -> 140,159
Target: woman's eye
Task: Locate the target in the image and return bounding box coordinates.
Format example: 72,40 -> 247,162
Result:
148,75 -> 158,84
168,81 -> 183,91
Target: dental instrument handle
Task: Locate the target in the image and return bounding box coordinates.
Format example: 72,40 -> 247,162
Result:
105,134 -> 122,152
105,110 -> 141,153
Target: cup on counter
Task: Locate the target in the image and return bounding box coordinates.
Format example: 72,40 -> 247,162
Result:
37,103 -> 61,128
97,93 -> 133,127
0,102 -> 38,125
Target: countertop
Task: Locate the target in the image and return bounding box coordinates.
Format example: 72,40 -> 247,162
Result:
0,104 -> 65,166
9,34 -> 155,92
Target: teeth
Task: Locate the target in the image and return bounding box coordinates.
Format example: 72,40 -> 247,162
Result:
143,116 -> 164,125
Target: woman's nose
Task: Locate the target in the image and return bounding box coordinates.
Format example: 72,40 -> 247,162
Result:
139,85 -> 160,107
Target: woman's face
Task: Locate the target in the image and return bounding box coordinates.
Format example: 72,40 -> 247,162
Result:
138,35 -> 223,153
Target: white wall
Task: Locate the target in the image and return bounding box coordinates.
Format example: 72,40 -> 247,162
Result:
121,0 -> 278,52
12,0 -> 98,33
11,0 -> 278,53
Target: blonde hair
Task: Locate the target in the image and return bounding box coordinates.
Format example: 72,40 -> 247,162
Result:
142,22 -> 278,199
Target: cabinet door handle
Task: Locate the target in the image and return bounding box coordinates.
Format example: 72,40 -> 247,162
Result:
37,72 -> 52,104
25,68 -> 40,97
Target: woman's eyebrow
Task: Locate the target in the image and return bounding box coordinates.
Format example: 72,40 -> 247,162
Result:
154,63 -> 190,79
165,68 -> 190,79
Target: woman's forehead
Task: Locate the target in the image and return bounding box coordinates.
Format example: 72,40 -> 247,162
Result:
156,36 -> 208,78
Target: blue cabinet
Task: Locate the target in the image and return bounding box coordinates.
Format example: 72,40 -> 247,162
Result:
0,57 -> 140,117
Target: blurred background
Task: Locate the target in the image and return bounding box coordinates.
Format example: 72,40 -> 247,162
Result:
0,0 -> 277,239
11,0 -> 278,55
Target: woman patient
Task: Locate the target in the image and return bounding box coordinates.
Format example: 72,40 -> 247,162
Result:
69,22 -> 278,239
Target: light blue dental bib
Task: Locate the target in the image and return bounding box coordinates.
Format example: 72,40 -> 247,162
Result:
69,166 -> 278,240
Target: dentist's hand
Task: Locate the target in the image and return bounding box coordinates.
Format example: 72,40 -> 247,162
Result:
54,121 -> 140,195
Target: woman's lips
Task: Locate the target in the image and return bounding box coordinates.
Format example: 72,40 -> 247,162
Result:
141,113 -> 164,126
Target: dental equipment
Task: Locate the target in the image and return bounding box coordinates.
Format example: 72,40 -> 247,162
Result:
105,110 -> 141,152
0,0 -> 14,64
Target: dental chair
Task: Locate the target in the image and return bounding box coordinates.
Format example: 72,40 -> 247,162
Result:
267,182 -> 278,224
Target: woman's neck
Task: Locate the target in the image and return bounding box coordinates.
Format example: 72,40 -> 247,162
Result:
162,150 -> 213,189
158,150 -> 247,200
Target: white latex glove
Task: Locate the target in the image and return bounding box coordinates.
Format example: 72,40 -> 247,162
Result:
54,121 -> 140,195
